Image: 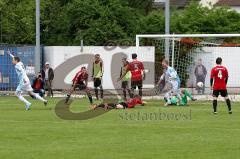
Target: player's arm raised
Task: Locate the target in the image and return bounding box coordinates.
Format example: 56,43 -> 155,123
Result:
7,49 -> 14,59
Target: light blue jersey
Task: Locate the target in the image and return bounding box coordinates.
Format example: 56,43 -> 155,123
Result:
160,66 -> 182,106
165,66 -> 179,82
15,62 -> 29,83
15,62 -> 32,92
160,66 -> 180,92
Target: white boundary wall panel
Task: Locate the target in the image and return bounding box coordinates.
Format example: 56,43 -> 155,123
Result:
43,46 -> 155,89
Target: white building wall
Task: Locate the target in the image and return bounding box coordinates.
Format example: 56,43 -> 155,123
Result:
43,46 -> 155,89
200,0 -> 219,7
232,6 -> 240,13
189,47 -> 240,88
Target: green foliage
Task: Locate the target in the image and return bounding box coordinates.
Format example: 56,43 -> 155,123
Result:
0,0 -> 35,44
0,1 -> 240,45
40,0 -> 142,45
172,3 -> 240,34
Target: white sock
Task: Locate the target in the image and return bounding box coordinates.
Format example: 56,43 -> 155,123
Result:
18,95 -> 31,105
34,93 -> 46,102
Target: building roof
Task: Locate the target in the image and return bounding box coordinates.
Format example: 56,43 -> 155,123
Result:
216,0 -> 240,6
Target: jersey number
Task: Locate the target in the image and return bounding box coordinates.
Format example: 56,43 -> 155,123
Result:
218,70 -> 222,79
134,64 -> 138,70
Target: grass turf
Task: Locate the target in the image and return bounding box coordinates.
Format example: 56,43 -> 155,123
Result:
0,96 -> 239,159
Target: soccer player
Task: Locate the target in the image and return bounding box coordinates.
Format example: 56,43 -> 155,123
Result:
164,88 -> 196,106
65,66 -> 93,104
8,52 -> 47,110
119,57 -> 132,100
210,57 -> 232,114
91,95 -> 146,110
92,54 -> 104,100
119,53 -> 145,97
159,59 -> 181,106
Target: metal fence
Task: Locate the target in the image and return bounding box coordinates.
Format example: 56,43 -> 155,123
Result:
0,46 -> 40,91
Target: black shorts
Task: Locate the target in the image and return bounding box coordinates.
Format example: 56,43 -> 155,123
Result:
77,82 -> 87,90
118,102 -> 128,109
98,103 -> 116,109
122,81 -> 129,89
94,78 -> 102,87
107,103 -> 116,109
131,80 -> 143,90
213,90 -> 228,97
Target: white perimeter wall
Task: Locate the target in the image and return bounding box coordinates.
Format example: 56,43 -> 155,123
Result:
44,46 -> 155,89
189,47 -> 240,88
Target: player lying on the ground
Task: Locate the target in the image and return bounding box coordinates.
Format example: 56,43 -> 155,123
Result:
158,59 -> 182,106
164,88 -> 196,106
210,57 -> 232,114
65,66 -> 93,104
8,51 -> 48,110
91,95 -> 146,110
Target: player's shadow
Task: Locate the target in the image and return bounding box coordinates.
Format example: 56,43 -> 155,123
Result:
55,99 -> 111,120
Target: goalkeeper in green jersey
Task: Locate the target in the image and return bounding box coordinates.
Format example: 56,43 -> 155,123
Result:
164,88 -> 196,106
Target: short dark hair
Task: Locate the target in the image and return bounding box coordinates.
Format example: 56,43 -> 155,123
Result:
216,57 -> 222,64
122,57 -> 127,60
162,59 -> 169,65
132,53 -> 137,59
13,56 -> 20,62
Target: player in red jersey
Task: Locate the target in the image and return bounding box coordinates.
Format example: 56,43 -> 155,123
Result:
210,57 -> 232,114
118,53 -> 145,97
91,95 -> 146,110
65,67 -> 93,104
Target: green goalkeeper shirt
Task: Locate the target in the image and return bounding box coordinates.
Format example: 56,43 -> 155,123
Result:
168,89 -> 194,106
180,89 -> 194,106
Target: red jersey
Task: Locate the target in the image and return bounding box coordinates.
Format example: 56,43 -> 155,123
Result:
72,71 -> 88,84
210,65 -> 228,90
126,97 -> 143,108
127,60 -> 144,81
34,80 -> 42,89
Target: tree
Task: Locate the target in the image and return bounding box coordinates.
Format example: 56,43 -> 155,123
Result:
172,3 -> 240,34
1,0 -> 240,45
0,0 -> 35,44
42,0 -> 142,45
122,0 -> 153,14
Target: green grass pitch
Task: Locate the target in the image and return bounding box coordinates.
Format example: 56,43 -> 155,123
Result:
0,96 -> 240,159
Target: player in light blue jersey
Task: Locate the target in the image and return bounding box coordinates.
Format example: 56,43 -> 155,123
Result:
158,59 -> 182,106
8,51 -> 48,110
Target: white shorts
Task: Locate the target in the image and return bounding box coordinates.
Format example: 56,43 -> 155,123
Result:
16,82 -> 33,92
171,81 -> 179,93
166,81 -> 180,96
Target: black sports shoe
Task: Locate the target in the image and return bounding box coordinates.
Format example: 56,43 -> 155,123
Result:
213,112 -> 217,115
229,111 -> 232,114
65,94 -> 71,104
44,100 -> 48,106
192,98 -> 197,101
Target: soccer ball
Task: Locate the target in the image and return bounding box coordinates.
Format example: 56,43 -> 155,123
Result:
197,82 -> 204,88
